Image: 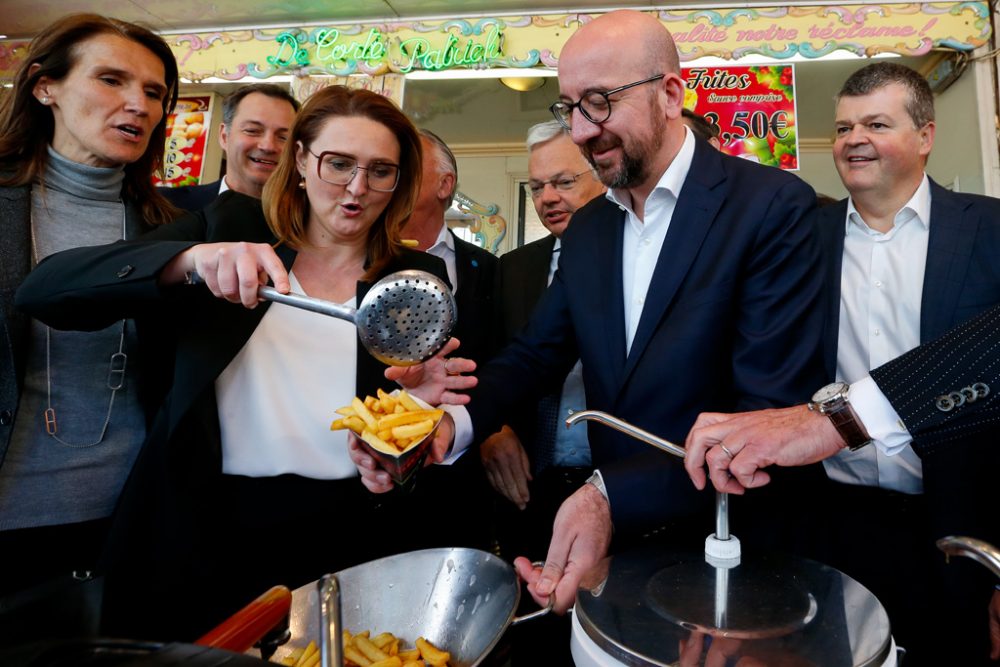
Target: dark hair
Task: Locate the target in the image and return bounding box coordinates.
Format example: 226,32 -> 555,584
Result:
681,108 -> 720,142
222,83 -> 300,128
0,13 -> 180,226
263,86 -> 422,281
836,62 -> 935,128
418,128 -> 458,200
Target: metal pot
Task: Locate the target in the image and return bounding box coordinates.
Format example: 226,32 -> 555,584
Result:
271,548 -> 549,667
564,410 -> 895,667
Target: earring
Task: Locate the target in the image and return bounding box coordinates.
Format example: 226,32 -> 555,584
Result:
40,96 -> 50,105
298,178 -> 306,189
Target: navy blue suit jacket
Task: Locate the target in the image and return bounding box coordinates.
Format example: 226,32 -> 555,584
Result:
467,138 -> 827,533
815,181 -> 1000,660
817,179 -> 1000,383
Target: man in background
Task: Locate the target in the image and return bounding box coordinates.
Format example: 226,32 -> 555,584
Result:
681,108 -> 721,149
484,120 -> 605,558
484,119 -> 606,667
397,129 -> 497,550
160,83 -> 298,210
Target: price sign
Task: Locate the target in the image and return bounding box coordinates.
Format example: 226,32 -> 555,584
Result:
154,95 -> 213,187
682,65 -> 799,170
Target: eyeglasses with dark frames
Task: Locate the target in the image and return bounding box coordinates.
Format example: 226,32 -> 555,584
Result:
308,149 -> 400,192
524,170 -> 594,198
550,73 -> 665,130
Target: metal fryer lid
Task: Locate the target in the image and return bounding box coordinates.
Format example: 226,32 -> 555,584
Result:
574,546 -> 893,667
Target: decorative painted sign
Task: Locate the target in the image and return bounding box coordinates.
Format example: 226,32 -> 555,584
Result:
683,65 -> 799,170
155,95 -> 213,187
0,4 -> 989,82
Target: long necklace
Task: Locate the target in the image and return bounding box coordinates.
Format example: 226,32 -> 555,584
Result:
30,202 -> 128,448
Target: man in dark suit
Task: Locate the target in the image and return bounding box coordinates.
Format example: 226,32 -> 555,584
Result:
401,129 -> 497,366
356,9 -> 827,613
159,83 -> 298,210
394,129 -> 498,550
484,120 -> 605,562
685,63 -> 1000,665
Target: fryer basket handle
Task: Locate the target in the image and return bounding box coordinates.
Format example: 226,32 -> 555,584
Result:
510,560 -> 554,626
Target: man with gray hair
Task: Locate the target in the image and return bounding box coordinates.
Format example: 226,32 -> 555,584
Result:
485,120 -> 604,549
484,119 -> 605,666
686,61 -> 1000,664
160,83 -> 298,210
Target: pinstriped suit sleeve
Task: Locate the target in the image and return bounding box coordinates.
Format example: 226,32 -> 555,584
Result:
870,304 -> 1000,456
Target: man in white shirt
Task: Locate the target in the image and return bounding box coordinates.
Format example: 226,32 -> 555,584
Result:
685,62 -> 1000,665
358,9 -> 827,614
160,84 -> 298,210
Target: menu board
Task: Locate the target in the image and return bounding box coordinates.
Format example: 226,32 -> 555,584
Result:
156,95 -> 214,187
682,65 -> 799,171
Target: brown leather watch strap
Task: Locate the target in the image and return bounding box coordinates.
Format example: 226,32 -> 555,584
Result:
827,403 -> 872,451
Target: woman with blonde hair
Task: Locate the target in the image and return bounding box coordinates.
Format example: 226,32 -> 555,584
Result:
17,85 -> 471,640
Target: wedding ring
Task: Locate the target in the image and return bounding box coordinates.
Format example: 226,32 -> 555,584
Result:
445,359 -> 459,376
720,444 -> 735,459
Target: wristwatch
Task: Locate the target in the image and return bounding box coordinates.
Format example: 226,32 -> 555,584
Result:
808,382 -> 873,451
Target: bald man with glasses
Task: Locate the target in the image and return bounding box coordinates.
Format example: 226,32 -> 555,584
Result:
356,10 -> 827,616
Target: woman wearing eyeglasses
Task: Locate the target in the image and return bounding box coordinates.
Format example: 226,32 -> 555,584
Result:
17,85 -> 470,641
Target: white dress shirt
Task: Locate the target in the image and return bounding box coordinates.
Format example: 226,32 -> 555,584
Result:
608,128 -> 696,352
426,223 -> 458,293
824,175 -> 931,494
548,239 -> 591,466
217,272 -> 360,479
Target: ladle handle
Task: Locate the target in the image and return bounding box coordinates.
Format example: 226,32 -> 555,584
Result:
318,574 -> 343,667
186,272 -> 358,322
258,286 -> 357,322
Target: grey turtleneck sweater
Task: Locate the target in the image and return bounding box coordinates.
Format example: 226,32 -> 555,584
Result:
0,148 -> 145,530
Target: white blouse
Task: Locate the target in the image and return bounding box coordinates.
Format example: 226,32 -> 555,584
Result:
217,272 -> 360,479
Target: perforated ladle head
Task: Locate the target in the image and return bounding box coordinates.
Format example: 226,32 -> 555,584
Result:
252,269 -> 456,366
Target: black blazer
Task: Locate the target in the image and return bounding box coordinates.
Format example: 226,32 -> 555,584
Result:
495,234 -> 557,342
467,138 -> 827,533
493,234 -> 558,451
157,179 -> 222,212
16,190 -> 450,639
449,230 -> 498,366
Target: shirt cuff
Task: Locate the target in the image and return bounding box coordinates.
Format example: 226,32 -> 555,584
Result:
437,404 -> 473,465
587,469 -> 611,511
850,375 -> 912,456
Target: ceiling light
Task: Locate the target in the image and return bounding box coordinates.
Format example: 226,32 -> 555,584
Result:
499,76 -> 547,92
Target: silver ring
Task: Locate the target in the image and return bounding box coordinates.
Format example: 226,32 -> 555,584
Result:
720,444 -> 735,458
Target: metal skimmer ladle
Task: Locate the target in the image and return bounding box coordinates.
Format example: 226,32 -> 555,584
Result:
195,269 -> 456,366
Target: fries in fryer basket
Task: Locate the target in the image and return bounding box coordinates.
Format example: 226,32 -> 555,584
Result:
330,390 -> 443,456
272,629 -> 447,667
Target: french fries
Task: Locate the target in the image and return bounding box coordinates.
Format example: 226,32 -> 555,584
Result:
280,640 -> 318,667
331,629 -> 450,667
331,390 -> 443,456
